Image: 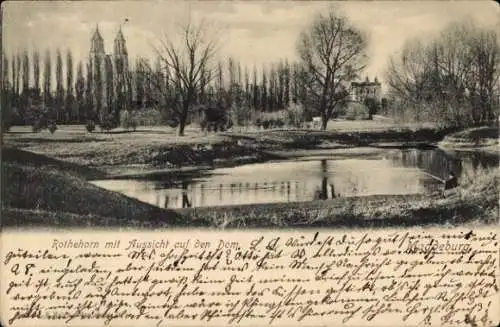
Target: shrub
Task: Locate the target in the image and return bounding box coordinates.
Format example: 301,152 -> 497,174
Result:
32,121 -> 43,133
167,120 -> 179,128
48,123 -> 57,134
129,119 -> 137,131
120,110 -> 130,129
255,118 -> 262,129
86,120 -> 96,132
286,103 -> 306,127
200,120 -> 207,132
262,120 -> 270,129
120,110 -> 138,131
100,114 -> 118,132
345,102 -> 370,120
29,106 -> 51,133
275,118 -> 285,128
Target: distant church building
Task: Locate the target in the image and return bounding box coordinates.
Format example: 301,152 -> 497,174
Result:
350,77 -> 381,103
89,25 -> 130,123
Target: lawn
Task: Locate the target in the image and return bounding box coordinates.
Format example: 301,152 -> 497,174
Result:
3,120 -> 447,176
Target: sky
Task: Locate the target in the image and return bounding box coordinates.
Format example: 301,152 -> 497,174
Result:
2,0 -> 499,84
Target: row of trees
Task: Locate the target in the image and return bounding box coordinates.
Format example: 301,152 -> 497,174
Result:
3,7 -> 385,134
2,48 -> 91,128
137,55 -> 311,115
385,20 -> 500,127
142,9 -> 369,135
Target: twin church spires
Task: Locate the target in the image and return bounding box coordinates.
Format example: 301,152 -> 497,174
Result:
90,24 -> 127,58
89,24 -> 130,122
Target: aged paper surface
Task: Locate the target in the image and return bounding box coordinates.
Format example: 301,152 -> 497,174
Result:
1,228 -> 499,327
2,1 -> 500,327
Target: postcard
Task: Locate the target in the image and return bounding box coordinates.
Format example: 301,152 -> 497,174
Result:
1,1 -> 499,326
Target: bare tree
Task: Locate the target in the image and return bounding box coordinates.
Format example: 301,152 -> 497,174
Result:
297,7 -> 368,129
2,54 -> 12,129
146,20 -> 218,136
11,55 -> 16,99
22,50 -> 29,93
43,50 -> 52,110
66,50 -> 74,120
75,61 -> 85,122
55,49 -> 64,122
15,54 -> 21,98
252,65 -> 259,109
261,66 -> 267,111
2,55 -> 8,90
21,50 -> 30,119
284,59 -> 290,106
134,58 -> 146,109
385,37 -> 431,105
33,50 -> 40,96
385,19 -> 499,126
85,63 -> 94,121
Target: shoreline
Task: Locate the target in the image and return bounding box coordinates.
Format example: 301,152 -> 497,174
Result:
2,124 -> 498,229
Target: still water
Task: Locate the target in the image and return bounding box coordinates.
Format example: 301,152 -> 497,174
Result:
91,149 -> 498,209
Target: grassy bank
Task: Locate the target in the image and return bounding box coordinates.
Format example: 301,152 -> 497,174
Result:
439,126 -> 499,151
3,122 -> 497,229
177,169 -> 498,229
1,148 -> 205,228
3,122 -> 450,175
2,147 -> 497,229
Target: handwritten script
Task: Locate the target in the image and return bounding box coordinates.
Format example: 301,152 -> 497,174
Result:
1,229 -> 498,326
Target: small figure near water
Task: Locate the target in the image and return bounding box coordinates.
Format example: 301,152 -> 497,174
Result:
444,171 -> 458,190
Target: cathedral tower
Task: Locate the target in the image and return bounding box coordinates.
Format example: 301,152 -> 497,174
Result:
113,27 -> 129,111
89,25 -> 107,119
88,24 -> 131,124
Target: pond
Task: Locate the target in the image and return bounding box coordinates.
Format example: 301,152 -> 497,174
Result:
91,148 -> 498,209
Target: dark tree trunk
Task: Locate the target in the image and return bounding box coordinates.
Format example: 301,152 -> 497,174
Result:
321,115 -> 328,130
178,118 -> 186,136
178,103 -> 189,136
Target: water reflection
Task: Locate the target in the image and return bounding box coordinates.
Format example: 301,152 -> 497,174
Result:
91,149 -> 498,209
313,160 -> 338,200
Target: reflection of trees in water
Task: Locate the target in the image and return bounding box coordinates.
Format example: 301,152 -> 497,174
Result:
314,160 -> 338,200
457,151 -> 499,171
182,180 -> 191,208
394,149 -> 462,180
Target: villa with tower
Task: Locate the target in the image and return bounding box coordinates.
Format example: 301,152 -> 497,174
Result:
88,24 -> 131,124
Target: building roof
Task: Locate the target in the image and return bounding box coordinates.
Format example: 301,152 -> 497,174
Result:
351,81 -> 380,87
91,24 -> 104,42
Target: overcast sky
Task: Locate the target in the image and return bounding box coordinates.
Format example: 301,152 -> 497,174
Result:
2,1 -> 499,81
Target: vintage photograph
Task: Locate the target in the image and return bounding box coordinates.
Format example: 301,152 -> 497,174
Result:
2,0 -> 499,229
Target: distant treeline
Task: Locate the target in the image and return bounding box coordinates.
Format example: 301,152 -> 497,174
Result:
0,48 -> 322,129
384,20 -> 500,127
